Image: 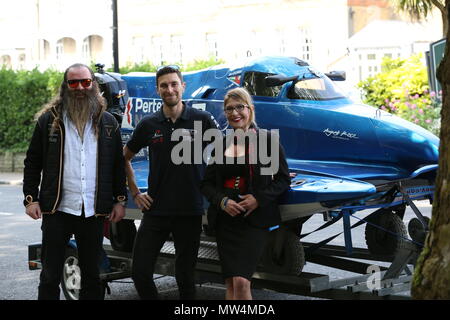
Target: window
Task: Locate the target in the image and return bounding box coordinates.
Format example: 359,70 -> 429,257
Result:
151,36 -> 164,65
206,33 -> 219,60
40,39 -> 50,61
367,54 -> 376,60
1,55 -> 11,68
276,29 -> 286,55
56,37 -> 76,60
56,41 -> 63,60
300,28 -> 312,61
82,38 -> 90,60
132,36 -> 146,63
243,71 -> 282,97
245,31 -> 263,58
18,53 -> 26,69
170,35 -> 183,64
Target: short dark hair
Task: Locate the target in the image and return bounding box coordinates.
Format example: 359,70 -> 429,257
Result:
156,66 -> 183,86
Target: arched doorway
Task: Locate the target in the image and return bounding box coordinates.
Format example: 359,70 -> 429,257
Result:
1,55 -> 12,68
82,35 -> 104,62
56,37 -> 76,61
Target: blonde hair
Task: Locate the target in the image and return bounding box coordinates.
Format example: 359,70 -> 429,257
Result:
224,87 -> 257,128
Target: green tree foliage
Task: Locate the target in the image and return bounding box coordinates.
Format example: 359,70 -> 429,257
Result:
106,57 -> 225,74
392,0 -> 436,20
181,56 -> 225,72
112,61 -> 158,74
0,68 -> 62,152
357,54 -> 441,135
390,0 -> 446,35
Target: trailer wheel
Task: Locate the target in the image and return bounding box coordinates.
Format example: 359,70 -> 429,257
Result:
408,217 -> 430,244
61,247 -> 107,300
260,230 -> 305,276
365,209 -> 407,256
109,219 -> 137,252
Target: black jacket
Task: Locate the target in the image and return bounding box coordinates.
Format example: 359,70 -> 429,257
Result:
23,107 -> 128,216
200,129 -> 291,229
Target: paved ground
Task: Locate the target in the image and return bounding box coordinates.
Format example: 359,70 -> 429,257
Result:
2,171 -> 430,301
1,179 -> 323,301
0,172 -> 23,185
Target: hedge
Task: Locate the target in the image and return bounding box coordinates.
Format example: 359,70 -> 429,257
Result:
0,58 -> 224,152
0,68 -> 62,152
357,54 -> 441,135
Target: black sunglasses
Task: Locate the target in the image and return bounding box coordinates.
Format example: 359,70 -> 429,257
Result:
224,104 -> 248,114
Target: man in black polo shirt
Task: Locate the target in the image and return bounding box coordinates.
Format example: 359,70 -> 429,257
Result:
124,66 -> 218,300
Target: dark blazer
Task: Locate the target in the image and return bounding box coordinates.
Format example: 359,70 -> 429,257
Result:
23,106 -> 128,215
200,129 -> 291,229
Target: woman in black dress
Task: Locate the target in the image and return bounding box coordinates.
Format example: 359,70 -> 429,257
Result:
201,87 -> 290,300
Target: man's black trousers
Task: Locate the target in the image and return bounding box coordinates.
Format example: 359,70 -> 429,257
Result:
131,214 -> 202,300
38,211 -> 104,300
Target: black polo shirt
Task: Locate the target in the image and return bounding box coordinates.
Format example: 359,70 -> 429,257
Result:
126,103 -> 219,216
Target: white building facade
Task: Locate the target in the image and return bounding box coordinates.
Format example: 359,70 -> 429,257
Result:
0,0 -> 112,71
0,0 -> 348,71
0,0 -> 442,85
346,19 -> 443,86
116,0 -> 350,71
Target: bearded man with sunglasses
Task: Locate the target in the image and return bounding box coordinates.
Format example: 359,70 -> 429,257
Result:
23,63 -> 128,300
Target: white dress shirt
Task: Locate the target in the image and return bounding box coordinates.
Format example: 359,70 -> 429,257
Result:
57,113 -> 98,217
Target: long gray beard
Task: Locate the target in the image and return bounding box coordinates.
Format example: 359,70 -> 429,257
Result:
65,91 -> 98,141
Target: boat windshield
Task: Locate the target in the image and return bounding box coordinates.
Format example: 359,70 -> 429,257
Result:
287,69 -> 346,101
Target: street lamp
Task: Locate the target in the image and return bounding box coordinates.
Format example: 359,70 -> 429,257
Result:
112,0 -> 119,73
